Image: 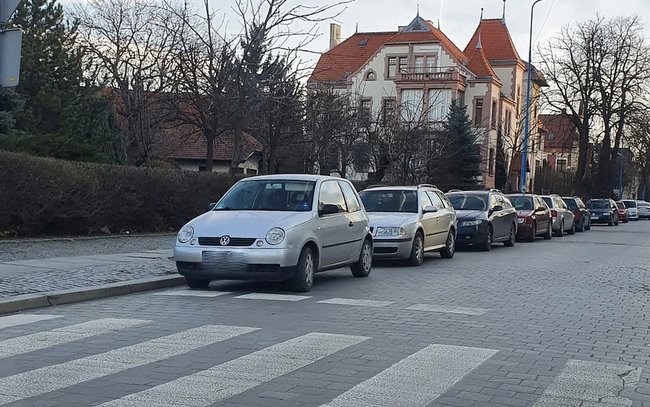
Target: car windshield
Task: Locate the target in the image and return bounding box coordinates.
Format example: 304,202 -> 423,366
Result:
588,200 -> 610,209
510,197 -> 533,211
542,197 -> 553,208
616,202 -> 625,209
214,180 -> 316,211
359,190 -> 418,213
638,202 -> 650,207
563,199 -> 578,210
623,201 -> 636,208
447,194 -> 487,211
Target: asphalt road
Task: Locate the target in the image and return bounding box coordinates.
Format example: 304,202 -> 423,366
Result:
1,221 -> 650,406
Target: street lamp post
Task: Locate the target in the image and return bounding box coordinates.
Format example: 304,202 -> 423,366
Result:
519,0 -> 545,194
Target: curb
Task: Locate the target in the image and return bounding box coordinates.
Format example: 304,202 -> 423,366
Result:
0,233 -> 177,244
0,275 -> 185,315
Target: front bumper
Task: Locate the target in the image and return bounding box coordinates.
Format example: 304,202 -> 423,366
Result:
590,213 -> 614,223
174,245 -> 300,281
457,222 -> 488,245
371,236 -> 413,258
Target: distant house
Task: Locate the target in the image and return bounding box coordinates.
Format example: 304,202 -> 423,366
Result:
309,9 -> 547,189
539,113 -> 580,172
152,123 -> 262,175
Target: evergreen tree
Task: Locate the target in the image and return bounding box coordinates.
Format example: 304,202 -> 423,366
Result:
495,129 -> 508,190
441,100 -> 482,189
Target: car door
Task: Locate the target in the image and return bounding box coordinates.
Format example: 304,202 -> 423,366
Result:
491,194 -> 509,240
535,196 -> 551,232
428,191 -> 453,246
501,194 -> 517,233
419,191 -> 440,248
315,180 -> 351,267
338,180 -> 367,262
555,196 -> 573,228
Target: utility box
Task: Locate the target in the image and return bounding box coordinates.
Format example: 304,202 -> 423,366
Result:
0,28 -> 22,87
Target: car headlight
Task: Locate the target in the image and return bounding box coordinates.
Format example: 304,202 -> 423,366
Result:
460,220 -> 482,227
517,218 -> 525,224
265,227 -> 285,245
375,227 -> 405,237
177,226 -> 194,243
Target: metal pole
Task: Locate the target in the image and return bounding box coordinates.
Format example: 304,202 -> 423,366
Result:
519,0 -> 544,193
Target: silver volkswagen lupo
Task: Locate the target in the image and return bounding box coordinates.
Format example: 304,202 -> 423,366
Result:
174,174 -> 373,292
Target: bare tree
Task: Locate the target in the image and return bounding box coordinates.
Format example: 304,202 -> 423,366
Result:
74,0 -> 181,166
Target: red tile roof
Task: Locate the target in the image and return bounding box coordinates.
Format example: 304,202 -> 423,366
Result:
310,20 -> 467,83
466,44 -> 499,79
153,124 -> 262,162
540,113 -> 579,151
464,19 -> 522,63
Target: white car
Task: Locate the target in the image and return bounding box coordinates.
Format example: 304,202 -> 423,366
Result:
359,185 -> 457,266
174,175 -> 373,292
621,200 -> 639,221
637,201 -> 650,220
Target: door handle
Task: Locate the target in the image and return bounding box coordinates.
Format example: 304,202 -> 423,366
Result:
348,221 -> 354,227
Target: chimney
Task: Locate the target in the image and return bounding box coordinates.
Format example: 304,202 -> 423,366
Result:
329,23 -> 341,50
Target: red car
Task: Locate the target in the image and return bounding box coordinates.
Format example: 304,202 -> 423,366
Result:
616,201 -> 629,223
507,194 -> 553,242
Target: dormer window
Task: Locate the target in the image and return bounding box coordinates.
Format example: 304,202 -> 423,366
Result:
364,70 -> 377,81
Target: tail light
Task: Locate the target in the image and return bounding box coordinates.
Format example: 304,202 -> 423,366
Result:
574,211 -> 582,220
551,209 -> 558,218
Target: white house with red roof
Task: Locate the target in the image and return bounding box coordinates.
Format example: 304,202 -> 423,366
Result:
309,10 -> 547,190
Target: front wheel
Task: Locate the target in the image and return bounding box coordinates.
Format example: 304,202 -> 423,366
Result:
351,239 -> 372,278
585,219 -> 591,230
543,223 -> 552,240
440,231 -> 455,259
479,225 -> 492,252
568,221 -> 576,235
526,223 -> 536,243
290,246 -> 315,292
407,232 -> 425,266
185,277 -> 211,289
577,219 -> 585,232
504,224 -> 516,247
555,221 -> 564,237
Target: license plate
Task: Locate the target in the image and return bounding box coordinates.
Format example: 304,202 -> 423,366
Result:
202,251 -> 245,267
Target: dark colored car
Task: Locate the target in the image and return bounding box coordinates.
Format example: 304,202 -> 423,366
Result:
562,196 -> 591,232
507,194 -> 553,242
446,190 -> 518,251
587,199 -> 619,226
616,201 -> 629,223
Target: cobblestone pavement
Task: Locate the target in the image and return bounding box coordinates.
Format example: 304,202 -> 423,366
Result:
1,221 -> 650,406
0,234 -> 175,262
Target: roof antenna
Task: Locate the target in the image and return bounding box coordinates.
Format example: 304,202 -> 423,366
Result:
480,7 -> 484,21
438,0 -> 443,29
502,0 -> 507,24
416,3 -> 420,16
355,22 -> 358,33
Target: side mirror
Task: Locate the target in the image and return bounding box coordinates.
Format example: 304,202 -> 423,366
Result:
423,205 -> 438,213
319,204 -> 339,216
491,205 -> 504,213
208,202 -> 217,211
537,207 -> 546,212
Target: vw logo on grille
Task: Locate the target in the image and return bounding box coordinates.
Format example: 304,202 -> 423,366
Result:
219,235 -> 231,246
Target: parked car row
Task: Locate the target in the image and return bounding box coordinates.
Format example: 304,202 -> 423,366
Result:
173,174 -> 650,292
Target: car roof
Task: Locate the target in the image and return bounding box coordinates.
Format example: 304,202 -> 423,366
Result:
446,190 -> 489,195
362,186 -> 433,192
239,174 -> 345,182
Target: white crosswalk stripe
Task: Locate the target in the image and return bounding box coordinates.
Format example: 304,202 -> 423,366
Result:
235,293 -> 311,301
533,359 -> 642,406
153,289 -> 231,298
0,324 -> 259,405
406,304 -> 490,316
320,344 -> 498,407
318,298 -> 395,308
0,314 -> 61,330
0,318 -> 150,359
98,332 -> 368,407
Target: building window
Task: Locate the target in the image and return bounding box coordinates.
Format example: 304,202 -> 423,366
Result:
401,89 -> 424,122
426,55 -> 436,72
474,98 -> 484,126
516,86 -> 521,113
491,100 -> 498,129
504,110 -> 512,136
556,157 -> 567,172
382,98 -> 397,123
414,56 -> 425,73
360,98 -> 372,117
364,70 -> 376,81
399,56 -> 408,73
489,148 -> 495,176
428,89 -> 451,122
387,57 -> 397,78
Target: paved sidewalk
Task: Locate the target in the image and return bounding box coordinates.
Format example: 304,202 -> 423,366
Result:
0,249 -> 176,298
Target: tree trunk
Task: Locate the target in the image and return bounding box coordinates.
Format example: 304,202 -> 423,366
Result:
229,130 -> 243,177
206,135 -> 215,172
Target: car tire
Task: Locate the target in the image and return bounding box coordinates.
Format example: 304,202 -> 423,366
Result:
543,223 -> 552,240
291,246 -> 315,292
585,219 -> 591,230
568,221 -> 576,235
504,224 -> 516,247
577,219 -> 585,232
185,277 -> 210,289
351,239 -> 372,278
555,220 -> 564,237
608,217 -> 614,226
440,230 -> 455,259
407,232 -> 425,266
527,222 -> 536,242
479,225 -> 492,252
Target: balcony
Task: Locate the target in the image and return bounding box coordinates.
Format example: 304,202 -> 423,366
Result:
396,67 -> 466,83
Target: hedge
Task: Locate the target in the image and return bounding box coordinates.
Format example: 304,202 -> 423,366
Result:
0,151 -> 236,237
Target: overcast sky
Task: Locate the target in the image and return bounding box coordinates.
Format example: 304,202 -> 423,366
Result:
212,0 -> 648,67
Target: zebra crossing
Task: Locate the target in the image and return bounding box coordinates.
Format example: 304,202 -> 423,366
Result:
0,313 -> 644,406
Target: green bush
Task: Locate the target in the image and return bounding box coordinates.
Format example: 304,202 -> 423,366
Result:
0,151 -> 236,236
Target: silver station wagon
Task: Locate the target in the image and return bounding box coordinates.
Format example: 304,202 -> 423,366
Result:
174,175 -> 373,292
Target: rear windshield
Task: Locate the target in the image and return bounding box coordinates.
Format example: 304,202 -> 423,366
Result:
623,201 -> 637,208
563,199 -> 578,210
616,202 -> 625,209
359,190 -> 418,213
588,200 -> 610,209
447,194 -> 488,211
542,197 -> 553,208
638,202 -> 650,208
509,197 -> 533,211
